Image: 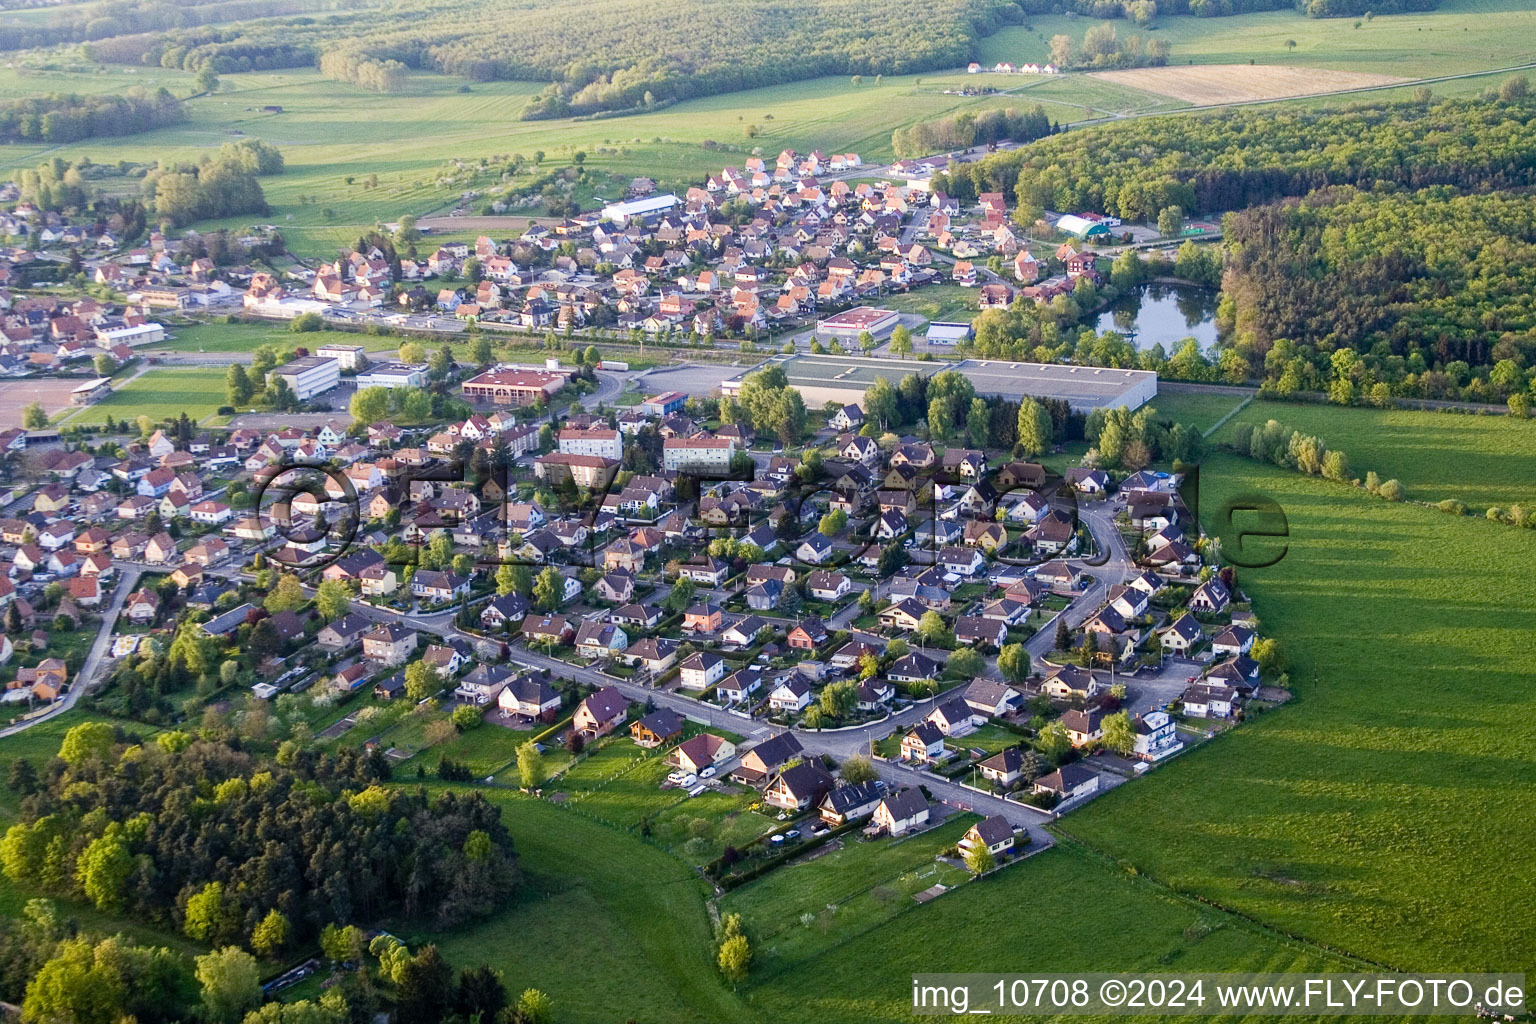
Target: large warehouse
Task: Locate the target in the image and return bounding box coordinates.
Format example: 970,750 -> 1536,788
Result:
722,354 -> 1155,412
461,366 -> 572,405
268,356 -> 340,401
815,306 -> 901,342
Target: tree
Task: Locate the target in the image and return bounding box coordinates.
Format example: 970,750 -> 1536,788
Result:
469,335 -> 494,367
455,965 -> 508,1022
966,397 -> 989,448
997,643 -> 1030,682
59,721 -> 115,765
1036,720 -> 1071,760
184,880 -> 233,942
718,934 -> 751,984
1378,478 -> 1405,501
964,842 -> 996,875
22,402 -> 48,429
404,661 -> 437,701
516,740 -> 545,789
320,923 -> 364,962
496,563 -> 518,596
1101,710 -> 1134,755
1157,204 -> 1184,237
94,353 -> 117,376
395,945 -> 455,1024
75,827 -> 133,911
1054,618 -> 1071,652
429,343 -> 454,380
251,909 -> 291,957
399,341 -> 426,363
514,989 -> 554,1024
818,508 -> 847,537
1016,398 -> 1053,456
889,325 -> 912,358
196,946 -> 263,1024
916,610 -> 948,643
263,573 -> 306,613
533,566 -> 563,611
314,578 -> 351,620
948,648 -> 984,677
349,386 -> 390,424
840,754 -> 877,784
225,364 -> 253,407
664,578 -> 696,614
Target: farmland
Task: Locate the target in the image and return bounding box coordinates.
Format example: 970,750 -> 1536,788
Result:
58,365 -> 231,426
1087,64 -> 1405,104
1062,448 -> 1536,971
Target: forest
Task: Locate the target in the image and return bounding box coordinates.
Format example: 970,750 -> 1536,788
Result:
0,88 -> 185,143
929,92 -> 1536,222
892,105 -> 1056,159
0,725 -> 519,948
1017,0 -> 1433,19
1220,186 -> 1536,402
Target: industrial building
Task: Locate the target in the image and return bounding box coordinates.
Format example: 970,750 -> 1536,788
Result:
1055,214 -> 1112,240
722,354 -> 1155,413
815,306 -> 901,342
95,323 -> 165,348
600,194 -> 680,224
268,356 -> 341,401
316,342 -> 368,370
356,363 -> 429,389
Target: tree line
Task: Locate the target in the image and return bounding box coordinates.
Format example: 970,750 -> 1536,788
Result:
892,105 -> 1056,160
146,138 -> 285,225
0,88 -> 184,143
1015,0 -> 1432,19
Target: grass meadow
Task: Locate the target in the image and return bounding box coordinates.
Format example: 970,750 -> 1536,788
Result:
1212,398 -> 1536,510
1151,389 -> 1252,433
150,321 -> 403,355
979,0 -> 1536,77
1060,450 -> 1536,972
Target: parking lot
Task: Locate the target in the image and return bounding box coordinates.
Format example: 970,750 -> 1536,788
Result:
633,362 -> 743,398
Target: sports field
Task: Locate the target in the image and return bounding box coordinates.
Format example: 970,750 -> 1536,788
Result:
148,321 -> 403,355
59,366 -> 231,427
0,378 -> 84,427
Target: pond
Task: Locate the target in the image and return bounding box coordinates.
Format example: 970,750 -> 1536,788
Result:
1095,283 -> 1221,351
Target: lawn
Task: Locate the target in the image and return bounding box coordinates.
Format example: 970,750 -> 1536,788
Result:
1059,450 -> 1536,972
1212,398 -> 1536,511
647,790 -> 778,865
59,365 -> 231,427
723,813 -> 979,976
1151,389 -> 1252,435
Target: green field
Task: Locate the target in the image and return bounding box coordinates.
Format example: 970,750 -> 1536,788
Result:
1212,398 -> 1536,509
149,321 -> 403,355
1062,448 -> 1536,972
59,365 -> 232,426
979,0 -> 1536,77
1151,389 -> 1252,434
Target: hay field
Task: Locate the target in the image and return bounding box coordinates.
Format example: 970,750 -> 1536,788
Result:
1087,64 -> 1405,104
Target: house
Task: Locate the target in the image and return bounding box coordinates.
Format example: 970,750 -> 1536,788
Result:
679,651 -> 727,690
964,679 -> 1018,718
496,673 -> 562,720
594,571 -> 635,604
731,732 -> 804,785
900,722 -> 946,764
1133,710 -> 1182,761
360,564 -> 399,597
1039,663 -> 1101,701
631,708 -> 686,748
454,663 -> 509,702
786,616 -> 828,650
871,788 -> 930,836
955,615 -> 1006,650
574,686 -> 630,737
721,616 -> 769,647
977,747 -> 1028,787
316,613 -> 372,651
1160,614 -> 1202,653
1033,762 -> 1100,802
362,623 -> 418,665
1064,467 -> 1109,494
959,815 -> 1016,858
609,602 -> 660,630
623,637 -> 680,675
412,570 -> 470,603
1181,682 -> 1237,719
678,557 -> 731,586
887,651 -> 940,684
574,620 -> 629,658
938,546 -> 985,577
1061,706 -> 1107,747
683,602 -> 723,634
878,598 -> 927,632
767,675 -> 813,713
480,593 -> 530,630
745,578 -> 783,611
1210,624 -> 1256,657
926,698 -> 981,738
819,780 -> 885,825
829,404 -> 865,431
522,614 -> 575,646
669,732 -> 736,774
807,569 -> 852,602
763,762 -> 834,811
795,532 -> 834,565
856,678 -> 894,710
125,588 -> 160,624
1207,654 -> 1262,697
718,667 -> 765,704
1189,578 -> 1231,613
